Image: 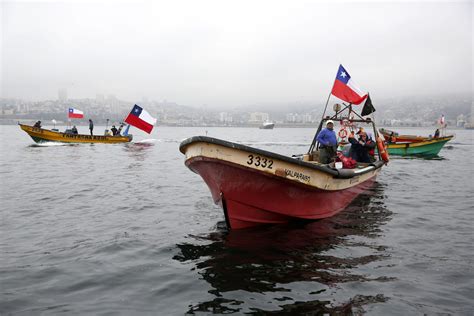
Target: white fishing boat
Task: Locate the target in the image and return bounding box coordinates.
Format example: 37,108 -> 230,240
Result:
259,120 -> 275,129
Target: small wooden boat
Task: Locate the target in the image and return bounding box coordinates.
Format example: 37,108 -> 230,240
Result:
379,128 -> 429,143
19,123 -> 133,144
386,136 -> 453,157
181,94 -> 389,229
181,67 -> 388,229
379,127 -> 454,143
180,136 -> 385,229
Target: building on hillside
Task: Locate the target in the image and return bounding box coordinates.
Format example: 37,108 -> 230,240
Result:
249,112 -> 269,123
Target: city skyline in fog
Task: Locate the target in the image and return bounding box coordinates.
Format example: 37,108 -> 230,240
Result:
2,1 -> 473,108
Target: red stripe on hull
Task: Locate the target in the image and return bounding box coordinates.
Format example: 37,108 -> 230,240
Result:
187,157 -> 376,229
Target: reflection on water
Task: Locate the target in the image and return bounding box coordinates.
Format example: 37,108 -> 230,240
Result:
27,142 -> 78,148
174,183 -> 393,314
123,142 -> 155,163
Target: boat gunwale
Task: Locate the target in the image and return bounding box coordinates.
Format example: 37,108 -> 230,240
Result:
180,136 -> 385,179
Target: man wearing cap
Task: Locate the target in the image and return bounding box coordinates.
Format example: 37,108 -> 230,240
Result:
316,120 -> 338,164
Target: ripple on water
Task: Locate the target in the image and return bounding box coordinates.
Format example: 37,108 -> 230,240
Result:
1,126 -> 472,314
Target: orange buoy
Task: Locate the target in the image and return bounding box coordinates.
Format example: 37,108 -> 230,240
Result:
377,136 -> 389,163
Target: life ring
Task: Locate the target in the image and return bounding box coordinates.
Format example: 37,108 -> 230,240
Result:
338,129 -> 348,138
377,136 -> 389,163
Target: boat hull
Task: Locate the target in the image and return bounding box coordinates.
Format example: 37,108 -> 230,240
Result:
19,124 -> 132,144
187,157 -> 376,229
180,136 -> 383,229
259,123 -> 275,129
386,136 -> 452,157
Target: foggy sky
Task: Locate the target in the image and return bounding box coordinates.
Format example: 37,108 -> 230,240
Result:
1,0 -> 472,108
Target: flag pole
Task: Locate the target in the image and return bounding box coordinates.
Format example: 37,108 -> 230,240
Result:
123,124 -> 130,136
308,91 -> 332,154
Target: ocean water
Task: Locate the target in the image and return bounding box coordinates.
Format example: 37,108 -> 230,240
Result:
1,125 -> 473,315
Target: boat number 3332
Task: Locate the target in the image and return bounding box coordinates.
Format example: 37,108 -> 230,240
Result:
247,154 -> 273,169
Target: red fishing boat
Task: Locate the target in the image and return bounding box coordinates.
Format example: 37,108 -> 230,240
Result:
180,66 -> 388,229
180,133 -> 385,229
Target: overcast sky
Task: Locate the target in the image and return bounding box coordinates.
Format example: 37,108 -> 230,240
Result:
1,0 -> 472,107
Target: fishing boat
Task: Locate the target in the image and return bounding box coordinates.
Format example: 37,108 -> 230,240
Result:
385,136 -> 453,157
180,133 -> 385,229
259,120 -> 275,129
379,128 -> 428,143
181,65 -> 388,229
19,123 -> 133,144
19,104 -> 158,144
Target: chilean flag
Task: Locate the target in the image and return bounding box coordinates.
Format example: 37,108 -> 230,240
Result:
124,104 -> 157,134
331,65 -> 368,105
68,108 -> 84,119
439,114 -> 445,125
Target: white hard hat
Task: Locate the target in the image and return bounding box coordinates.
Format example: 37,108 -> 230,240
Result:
326,120 -> 334,125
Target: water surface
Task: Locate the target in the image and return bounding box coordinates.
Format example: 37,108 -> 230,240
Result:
1,125 -> 473,314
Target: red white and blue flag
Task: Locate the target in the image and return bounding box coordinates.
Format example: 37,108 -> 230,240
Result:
124,104 -> 157,134
68,108 -> 84,119
331,65 -> 368,105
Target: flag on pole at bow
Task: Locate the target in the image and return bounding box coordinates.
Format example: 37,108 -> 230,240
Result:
124,104 -> 157,134
331,64 -> 368,105
68,108 -> 84,119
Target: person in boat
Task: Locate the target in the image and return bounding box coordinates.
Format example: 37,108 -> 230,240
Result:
348,129 -> 376,163
89,119 -> 94,135
366,132 -> 376,162
71,125 -> 78,134
111,125 -> 118,136
116,123 -> 124,136
33,121 -> 42,128
388,132 -> 396,143
316,120 -> 338,164
434,129 -> 440,138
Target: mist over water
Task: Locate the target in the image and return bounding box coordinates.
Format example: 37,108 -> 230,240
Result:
1,125 -> 473,314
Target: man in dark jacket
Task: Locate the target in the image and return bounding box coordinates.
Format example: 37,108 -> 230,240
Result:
89,119 -> 94,135
111,125 -> 118,136
348,130 -> 376,163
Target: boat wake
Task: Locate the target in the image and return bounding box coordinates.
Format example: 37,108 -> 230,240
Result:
135,139 -> 160,144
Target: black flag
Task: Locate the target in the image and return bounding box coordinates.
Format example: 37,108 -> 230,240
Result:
361,94 -> 376,116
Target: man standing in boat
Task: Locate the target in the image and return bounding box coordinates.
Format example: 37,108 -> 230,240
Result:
316,120 -> 338,164
89,119 -> 94,135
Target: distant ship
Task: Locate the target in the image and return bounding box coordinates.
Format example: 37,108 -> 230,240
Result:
259,120 -> 275,129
